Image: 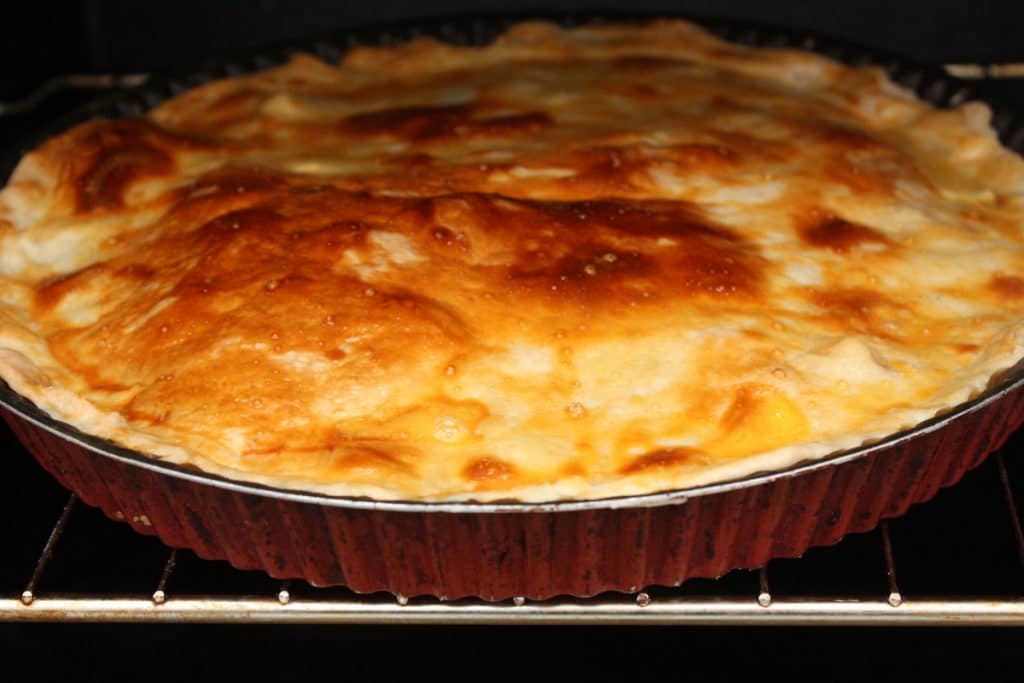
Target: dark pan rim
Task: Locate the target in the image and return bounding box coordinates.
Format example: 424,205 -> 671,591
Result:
2,12 -> 1022,514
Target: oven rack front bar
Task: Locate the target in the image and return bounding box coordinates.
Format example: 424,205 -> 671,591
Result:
3,453 -> 1023,625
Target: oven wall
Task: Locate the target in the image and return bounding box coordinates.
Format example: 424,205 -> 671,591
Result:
4,0 -> 1024,99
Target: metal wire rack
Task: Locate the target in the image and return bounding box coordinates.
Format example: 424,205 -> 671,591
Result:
2,425 -> 1023,625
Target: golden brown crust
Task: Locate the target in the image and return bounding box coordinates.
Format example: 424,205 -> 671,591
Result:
2,20 -> 1024,501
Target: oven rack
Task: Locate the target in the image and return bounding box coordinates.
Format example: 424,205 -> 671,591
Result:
2,446 -> 1023,626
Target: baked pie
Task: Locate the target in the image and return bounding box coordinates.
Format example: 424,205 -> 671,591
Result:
1,20 -> 1023,502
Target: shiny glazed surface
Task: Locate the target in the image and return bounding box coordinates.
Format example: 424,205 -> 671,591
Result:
2,20 -> 1024,501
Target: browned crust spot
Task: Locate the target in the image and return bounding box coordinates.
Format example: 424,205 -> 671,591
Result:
719,384 -> 765,432
462,456 -> 518,483
798,212 -> 891,253
334,446 -> 413,474
500,197 -> 764,304
619,447 -> 704,475
806,287 -> 909,341
989,274 -> 1024,300
560,460 -> 587,477
342,103 -> 551,141
70,120 -> 196,212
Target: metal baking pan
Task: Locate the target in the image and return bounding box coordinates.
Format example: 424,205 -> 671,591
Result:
3,14 -> 1023,601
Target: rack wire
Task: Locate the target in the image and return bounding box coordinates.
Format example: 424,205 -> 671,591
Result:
2,443 -> 1023,625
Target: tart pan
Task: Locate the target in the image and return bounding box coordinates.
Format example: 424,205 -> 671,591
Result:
3,15 -> 1024,600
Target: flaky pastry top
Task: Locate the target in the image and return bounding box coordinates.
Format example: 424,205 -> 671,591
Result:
2,20 -> 1024,501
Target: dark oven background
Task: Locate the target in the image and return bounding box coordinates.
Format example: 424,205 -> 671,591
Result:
5,0 -> 1024,99
4,1 -> 1024,680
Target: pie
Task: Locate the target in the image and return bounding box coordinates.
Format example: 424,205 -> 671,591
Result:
1,20 -> 1023,502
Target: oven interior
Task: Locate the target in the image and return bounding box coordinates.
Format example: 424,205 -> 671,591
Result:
2,3 -> 1024,651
